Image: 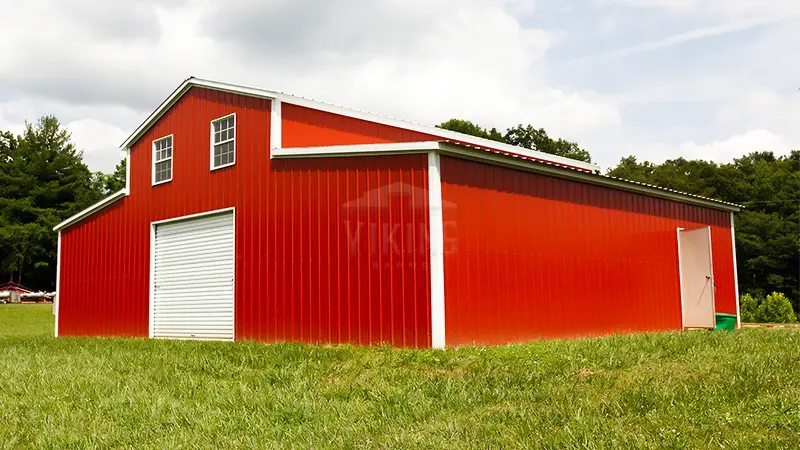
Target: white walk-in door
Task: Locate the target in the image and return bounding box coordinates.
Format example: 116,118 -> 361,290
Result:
678,226 -> 715,329
152,211 -> 234,340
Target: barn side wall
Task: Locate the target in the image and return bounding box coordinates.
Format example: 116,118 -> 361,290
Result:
58,87 -> 432,347
440,156 -> 737,346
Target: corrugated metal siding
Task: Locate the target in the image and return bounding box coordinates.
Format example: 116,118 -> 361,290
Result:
58,87 -> 432,347
282,104 -> 439,148
440,156 -> 737,346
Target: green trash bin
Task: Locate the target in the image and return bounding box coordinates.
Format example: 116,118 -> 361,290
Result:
715,313 -> 737,331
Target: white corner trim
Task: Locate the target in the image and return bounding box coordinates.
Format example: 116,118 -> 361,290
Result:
53,190 -> 126,231
272,141 -> 442,159
428,152 -> 446,349
125,147 -> 131,196
730,212 -> 741,328
676,227 -> 685,330
54,230 -> 61,337
271,98 -> 282,150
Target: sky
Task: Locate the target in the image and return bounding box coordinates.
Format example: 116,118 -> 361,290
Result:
0,0 -> 798,173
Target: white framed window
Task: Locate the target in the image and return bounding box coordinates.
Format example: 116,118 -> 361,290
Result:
211,113 -> 236,170
152,135 -> 173,185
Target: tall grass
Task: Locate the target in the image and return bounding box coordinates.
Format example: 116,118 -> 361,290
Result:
1,304 -> 798,449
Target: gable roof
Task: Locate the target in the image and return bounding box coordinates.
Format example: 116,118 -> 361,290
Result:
120,77 -> 600,173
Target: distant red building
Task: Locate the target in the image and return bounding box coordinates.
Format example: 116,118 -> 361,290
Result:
54,78 -> 741,347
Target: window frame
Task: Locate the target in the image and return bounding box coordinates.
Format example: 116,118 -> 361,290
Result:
152,134 -> 174,186
210,113 -> 236,171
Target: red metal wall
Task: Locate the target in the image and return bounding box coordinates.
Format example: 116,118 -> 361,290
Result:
58,87 -> 432,347
440,156 -> 737,346
282,104 -> 438,148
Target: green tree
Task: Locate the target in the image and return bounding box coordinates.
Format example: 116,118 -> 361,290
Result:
437,119 -> 504,142
438,119 -> 593,163
755,292 -> 797,324
103,159 -> 127,193
504,125 -> 592,163
0,117 -> 104,289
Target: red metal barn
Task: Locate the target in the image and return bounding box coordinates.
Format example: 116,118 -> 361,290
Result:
53,78 -> 741,348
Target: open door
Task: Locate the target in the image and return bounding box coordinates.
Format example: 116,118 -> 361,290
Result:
678,227 -> 715,329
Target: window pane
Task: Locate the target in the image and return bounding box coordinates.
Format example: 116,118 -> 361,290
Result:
155,160 -> 171,182
214,121 -> 220,132
213,141 -> 234,167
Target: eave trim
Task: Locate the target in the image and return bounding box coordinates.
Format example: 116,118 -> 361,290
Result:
53,190 -> 127,231
275,141 -> 741,212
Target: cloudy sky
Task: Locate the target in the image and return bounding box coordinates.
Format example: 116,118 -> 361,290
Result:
1,0 -> 798,173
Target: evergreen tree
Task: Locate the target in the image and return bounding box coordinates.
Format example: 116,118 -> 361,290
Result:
0,117 -> 104,289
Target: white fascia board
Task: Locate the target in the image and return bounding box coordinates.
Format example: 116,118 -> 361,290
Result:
120,77 -> 279,150
271,141 -> 442,158
437,143 -> 741,213
274,140 -> 739,212
53,190 -> 126,231
119,77 -> 599,172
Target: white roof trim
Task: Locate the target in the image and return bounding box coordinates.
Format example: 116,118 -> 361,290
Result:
275,141 -> 741,212
53,189 -> 126,231
272,141 -> 442,158
121,77 -> 600,173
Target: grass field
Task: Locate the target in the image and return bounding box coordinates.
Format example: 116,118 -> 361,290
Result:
1,305 -> 799,449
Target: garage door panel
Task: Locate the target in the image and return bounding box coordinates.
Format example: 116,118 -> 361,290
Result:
152,211 -> 234,341
154,241 -> 234,255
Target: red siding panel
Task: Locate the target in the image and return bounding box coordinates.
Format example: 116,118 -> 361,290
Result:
282,104 -> 438,148
58,87 -> 432,348
440,156 -> 737,346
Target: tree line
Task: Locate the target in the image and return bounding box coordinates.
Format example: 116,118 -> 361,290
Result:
1,116 -> 797,320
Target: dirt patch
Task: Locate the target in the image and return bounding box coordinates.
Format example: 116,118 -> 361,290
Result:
579,368 -> 605,377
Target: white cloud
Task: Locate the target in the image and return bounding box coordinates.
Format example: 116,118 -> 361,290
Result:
568,16 -> 784,65
631,129 -> 795,167
602,0 -> 800,18
0,0 -> 621,171
0,0 -> 795,176
65,119 -> 128,172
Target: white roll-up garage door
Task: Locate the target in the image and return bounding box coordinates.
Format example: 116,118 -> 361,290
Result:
152,211 -> 234,340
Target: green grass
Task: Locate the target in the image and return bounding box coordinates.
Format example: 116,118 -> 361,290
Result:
1,305 -> 799,449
